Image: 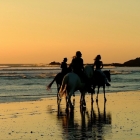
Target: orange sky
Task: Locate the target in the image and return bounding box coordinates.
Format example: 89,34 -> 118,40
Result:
0,0 -> 140,64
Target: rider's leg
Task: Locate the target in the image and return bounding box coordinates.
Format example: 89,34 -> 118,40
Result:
98,70 -> 110,86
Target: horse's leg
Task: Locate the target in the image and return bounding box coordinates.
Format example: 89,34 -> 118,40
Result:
82,92 -> 86,107
80,92 -> 83,105
73,97 -> 75,107
57,85 -> 63,105
67,91 -> 74,109
66,95 -> 69,110
80,91 -> 86,107
103,85 -> 107,102
91,87 -> 95,103
57,93 -> 60,105
96,86 -> 99,102
91,93 -> 94,103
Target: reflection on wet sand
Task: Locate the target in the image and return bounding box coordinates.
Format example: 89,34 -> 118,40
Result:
57,101 -> 112,139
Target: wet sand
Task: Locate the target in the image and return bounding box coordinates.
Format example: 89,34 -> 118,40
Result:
0,91 -> 140,140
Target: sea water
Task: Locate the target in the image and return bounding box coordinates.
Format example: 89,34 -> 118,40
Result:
0,65 -> 140,103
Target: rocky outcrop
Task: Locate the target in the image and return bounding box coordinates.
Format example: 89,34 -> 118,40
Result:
123,57 -> 140,66
49,61 -> 60,65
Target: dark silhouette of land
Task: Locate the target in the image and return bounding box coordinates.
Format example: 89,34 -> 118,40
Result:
87,57 -> 140,67
49,57 -> 140,67
49,61 -> 61,65
111,57 -> 140,67
0,57 -> 140,67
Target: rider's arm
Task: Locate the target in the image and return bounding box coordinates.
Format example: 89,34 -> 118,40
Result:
81,59 -> 84,71
93,61 -> 96,69
100,61 -> 103,69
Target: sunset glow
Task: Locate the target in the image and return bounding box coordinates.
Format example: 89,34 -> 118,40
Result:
1,0 -> 140,64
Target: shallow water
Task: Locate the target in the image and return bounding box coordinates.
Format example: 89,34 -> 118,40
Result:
0,66 -> 140,103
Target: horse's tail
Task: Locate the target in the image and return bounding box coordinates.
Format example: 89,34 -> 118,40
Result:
46,77 -> 56,90
58,75 -> 69,98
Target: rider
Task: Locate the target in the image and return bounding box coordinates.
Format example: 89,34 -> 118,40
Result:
60,57 -> 68,75
47,57 -> 68,90
70,51 -> 93,92
93,54 -> 110,86
70,51 -> 84,79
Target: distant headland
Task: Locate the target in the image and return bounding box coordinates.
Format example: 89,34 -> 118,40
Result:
110,57 -> 140,67
0,57 -> 139,67
49,57 -> 140,67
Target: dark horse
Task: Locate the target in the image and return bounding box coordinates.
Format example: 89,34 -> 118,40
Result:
47,72 -> 65,102
47,68 -> 111,105
91,70 -> 111,103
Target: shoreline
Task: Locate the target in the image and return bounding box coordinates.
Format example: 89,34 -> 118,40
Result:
1,89 -> 140,104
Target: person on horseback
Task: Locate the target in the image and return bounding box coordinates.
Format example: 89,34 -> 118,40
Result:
70,51 -> 93,93
70,51 -> 84,79
47,57 -> 68,91
60,57 -> 68,75
93,55 -> 111,86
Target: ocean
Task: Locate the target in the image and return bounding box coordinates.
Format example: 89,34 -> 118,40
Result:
0,65 -> 140,103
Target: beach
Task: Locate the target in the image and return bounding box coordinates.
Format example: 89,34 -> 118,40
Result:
0,91 -> 140,140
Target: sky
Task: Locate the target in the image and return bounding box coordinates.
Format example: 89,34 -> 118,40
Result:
0,0 -> 140,64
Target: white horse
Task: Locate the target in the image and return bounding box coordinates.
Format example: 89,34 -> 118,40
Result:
58,65 -> 94,109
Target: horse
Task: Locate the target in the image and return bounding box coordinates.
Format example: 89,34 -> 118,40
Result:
58,66 -> 111,109
58,72 -> 86,109
47,72 -> 64,92
47,65 -> 111,108
91,70 -> 111,102
47,72 -> 65,103
47,65 -> 94,104
47,67 -> 71,95
58,65 -> 94,109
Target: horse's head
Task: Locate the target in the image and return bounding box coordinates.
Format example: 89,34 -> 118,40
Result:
104,70 -> 111,82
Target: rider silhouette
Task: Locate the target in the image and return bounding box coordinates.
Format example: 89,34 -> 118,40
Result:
93,55 -> 110,86
61,57 -> 68,75
70,51 -> 93,93
70,51 -> 84,79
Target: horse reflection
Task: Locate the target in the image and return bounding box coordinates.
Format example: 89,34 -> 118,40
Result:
57,105 -> 79,139
57,101 -> 112,139
84,101 -> 112,139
